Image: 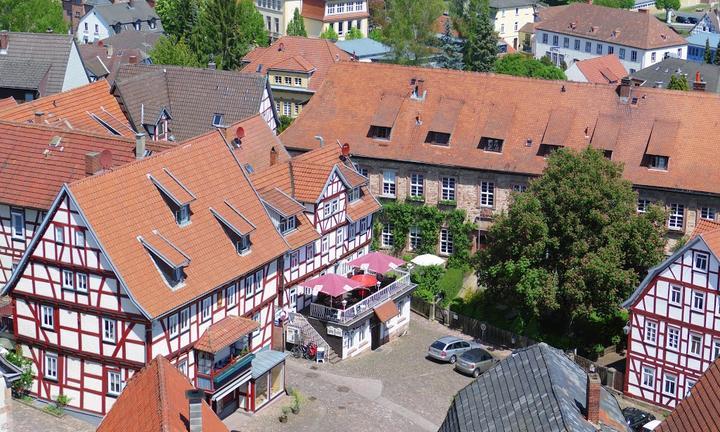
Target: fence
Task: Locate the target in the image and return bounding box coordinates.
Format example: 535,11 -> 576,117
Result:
571,353 -> 625,392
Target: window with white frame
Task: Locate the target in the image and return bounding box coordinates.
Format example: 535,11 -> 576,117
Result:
667,326 -> 680,350
280,216 -> 297,234
103,318 -> 116,343
255,270 -> 264,292
480,181 -> 494,207
323,202 -> 332,218
348,223 -> 356,240
55,226 -> 64,243
637,199 -> 650,213
77,273 -> 88,293
331,199 -> 339,214
694,253 -> 709,272
441,177 -> 456,201
306,243 -> 315,258
108,371 -> 122,396
663,373 -> 677,396
348,187 -> 360,202
669,285 -> 682,305
178,359 -> 188,376
322,236 -> 329,252
253,311 -> 261,336
10,210 -> 24,239
689,333 -> 702,356
383,170 -> 396,197
714,339 -> 720,358
440,229 -> 453,255
45,353 -> 58,380
226,284 -> 237,306
75,229 -> 85,247
202,297 -> 212,321
686,379 -> 696,397
337,228 -> 344,244
641,365 -> 654,388
668,203 -> 684,230
701,207 -> 717,220
168,314 -> 179,337
692,291 -> 705,311
382,223 -> 394,247
644,320 -> 657,344
410,173 -> 424,197
180,308 -> 189,331
409,226 -> 421,251
274,75 -> 282,84
62,270 -> 74,289
284,77 -> 292,85
41,305 -> 54,329
294,77 -> 302,86
290,251 -> 299,268
244,276 -> 254,297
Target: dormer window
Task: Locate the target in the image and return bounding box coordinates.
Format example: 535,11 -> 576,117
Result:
279,216 -> 297,234
134,20 -> 141,31
479,137 -> 503,153
139,232 -> 190,289
210,201 -> 256,256
648,155 -> 669,170
176,204 -> 190,225
348,187 -> 361,202
538,144 -> 562,157
149,18 -> 157,29
148,169 -> 196,227
236,235 -> 251,255
212,113 -> 224,127
368,125 -> 391,140
425,131 -> 451,146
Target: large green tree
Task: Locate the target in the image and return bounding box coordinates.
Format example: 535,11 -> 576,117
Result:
149,36 -> 201,67
319,26 -> 339,42
494,53 -> 565,80
155,0 -> 199,40
383,0 -> 444,65
0,0 -> 67,33
591,0 -> 635,8
286,8 -> 307,37
462,0 -> 497,72
655,0 -> 680,14
437,17 -> 464,70
476,148 -> 666,353
667,73 -> 690,90
191,0 -> 267,70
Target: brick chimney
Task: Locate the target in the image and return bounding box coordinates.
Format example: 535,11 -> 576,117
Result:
0,30 -> 8,53
586,372 -> 601,425
85,152 -> 102,175
618,77 -> 632,101
186,389 -> 203,432
135,132 -> 146,159
34,111 -> 45,124
693,71 -> 706,91
129,55 -> 138,64
270,147 -> 278,166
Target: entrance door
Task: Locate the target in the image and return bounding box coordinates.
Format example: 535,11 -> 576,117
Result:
218,392 -> 238,419
371,318 -> 381,350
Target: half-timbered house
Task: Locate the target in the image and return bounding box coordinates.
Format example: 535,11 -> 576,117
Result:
3,121 -> 291,417
623,219 -> 720,409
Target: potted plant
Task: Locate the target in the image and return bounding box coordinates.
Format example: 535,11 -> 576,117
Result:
279,406 -> 290,423
290,388 -> 304,414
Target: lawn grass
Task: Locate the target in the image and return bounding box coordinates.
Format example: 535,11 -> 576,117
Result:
438,267 -> 465,306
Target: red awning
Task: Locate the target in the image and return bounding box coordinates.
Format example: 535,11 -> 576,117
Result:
350,273 -> 378,288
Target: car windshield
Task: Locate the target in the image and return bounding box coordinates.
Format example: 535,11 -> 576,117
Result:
461,349 -> 485,361
431,341 -> 447,350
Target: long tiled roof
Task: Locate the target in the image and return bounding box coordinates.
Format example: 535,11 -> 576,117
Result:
67,128 -> 288,318
0,81 -> 134,137
97,355 -> 228,432
535,4 -> 686,49
113,64 -> 268,141
242,36 -> 351,92
280,62 -> 720,197
0,32 -> 81,95
439,343 -> 629,432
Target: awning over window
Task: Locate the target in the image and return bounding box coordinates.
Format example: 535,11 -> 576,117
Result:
210,200 -> 256,237
374,300 -> 400,322
148,168 -> 196,206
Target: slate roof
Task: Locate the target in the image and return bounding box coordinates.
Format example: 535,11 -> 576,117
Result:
335,38 -> 393,60
280,61 -> 720,198
97,355 -> 228,432
242,36 -> 351,92
572,55 -> 628,84
0,32 -> 83,95
0,80 -> 135,137
113,64 -> 270,141
79,41 -> 152,82
439,343 -> 630,432
89,0 -> 163,35
656,355 -> 720,432
535,4 -> 686,50
686,32 -> 720,47
102,30 -> 162,53
630,57 -> 720,93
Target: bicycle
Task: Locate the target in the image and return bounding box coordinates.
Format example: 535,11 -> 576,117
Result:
291,341 -> 318,360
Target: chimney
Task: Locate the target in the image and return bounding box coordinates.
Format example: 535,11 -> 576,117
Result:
129,55 -> 138,64
693,71 -> 706,91
85,152 -> 102,175
278,42 -> 285,51
186,389 -> 203,432
270,147 -> 278,166
586,372 -> 601,424
0,30 -> 8,53
314,135 -> 324,147
34,111 -> 45,124
619,77 -> 632,101
107,44 -> 114,57
639,8 -> 649,14
135,132 -> 146,159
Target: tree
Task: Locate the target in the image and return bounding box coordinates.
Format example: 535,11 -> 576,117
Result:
155,0 -> 198,40
277,115 -> 293,133
476,148 -> 666,353
369,27 -> 384,42
592,0 -> 635,8
191,0 -> 268,70
319,26 -> 339,42
655,0 -> 680,13
345,27 -> 363,40
383,0 -> 444,65
437,17 -> 464,70
463,0 -> 497,72
286,8 -> 307,37
704,38 -> 713,63
494,53 -> 566,79
149,36 -> 201,67
0,0 -> 68,34
714,39 -> 720,65
667,73 -> 690,90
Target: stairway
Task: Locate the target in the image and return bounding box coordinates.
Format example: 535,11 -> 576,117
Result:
289,312 -> 340,364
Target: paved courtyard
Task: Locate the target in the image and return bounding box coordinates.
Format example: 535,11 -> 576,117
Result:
0,399 -> 96,432
225,313 -> 510,432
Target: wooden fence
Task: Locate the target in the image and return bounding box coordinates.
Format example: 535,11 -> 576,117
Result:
571,353 -> 625,392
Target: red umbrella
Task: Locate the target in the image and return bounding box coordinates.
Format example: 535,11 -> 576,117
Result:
351,273 -> 378,287
304,273 -> 362,298
348,252 -> 405,274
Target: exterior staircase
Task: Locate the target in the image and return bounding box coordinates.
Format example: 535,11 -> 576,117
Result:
288,312 -> 340,364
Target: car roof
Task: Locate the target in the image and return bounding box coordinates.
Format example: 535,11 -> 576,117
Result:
437,336 -> 462,344
462,348 -> 490,356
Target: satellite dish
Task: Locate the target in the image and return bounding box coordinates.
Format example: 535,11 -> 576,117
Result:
99,150 -> 113,169
341,143 -> 350,157
235,126 -> 245,141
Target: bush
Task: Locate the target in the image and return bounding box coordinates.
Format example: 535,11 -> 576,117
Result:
6,345 -> 34,397
411,265 -> 445,302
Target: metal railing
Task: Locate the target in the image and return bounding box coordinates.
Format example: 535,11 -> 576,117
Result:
309,271 -> 415,324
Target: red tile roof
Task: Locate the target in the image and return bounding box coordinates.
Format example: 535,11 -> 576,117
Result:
67,129 -> 288,318
535,3 -> 686,50
374,299 -> 400,322
195,315 -> 258,353
217,114 -> 291,172
97,355 -> 229,432
0,97 -> 16,110
573,55 -> 628,84
0,81 -> 135,137
241,36 -> 352,92
656,356 -> 720,432
280,62 -> 720,197
691,219 -> 720,238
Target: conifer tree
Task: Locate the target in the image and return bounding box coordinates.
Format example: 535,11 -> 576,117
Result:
437,18 -> 464,70
463,0 -> 497,72
286,8 -> 307,37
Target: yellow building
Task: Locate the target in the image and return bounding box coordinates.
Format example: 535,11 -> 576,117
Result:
301,0 -> 369,40
254,0 -> 303,39
491,0 -> 538,50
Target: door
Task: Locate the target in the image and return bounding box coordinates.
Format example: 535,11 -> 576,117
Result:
371,319 -> 381,350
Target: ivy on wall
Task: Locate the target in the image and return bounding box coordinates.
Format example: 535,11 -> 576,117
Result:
373,202 -> 476,269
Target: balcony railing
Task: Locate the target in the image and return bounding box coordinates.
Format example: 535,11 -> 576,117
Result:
309,271 -> 415,324
214,352 -> 254,387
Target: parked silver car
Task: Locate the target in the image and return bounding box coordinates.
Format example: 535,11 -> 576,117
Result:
427,336 -> 481,364
454,348 -> 498,377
